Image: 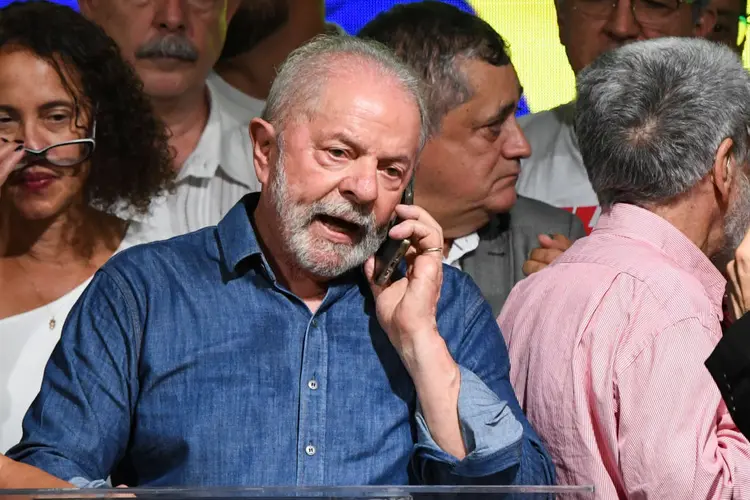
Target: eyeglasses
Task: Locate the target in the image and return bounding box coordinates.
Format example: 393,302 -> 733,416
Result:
12,121 -> 97,171
572,0 -> 694,28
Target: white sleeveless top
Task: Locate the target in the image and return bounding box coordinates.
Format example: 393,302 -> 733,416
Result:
0,222 -> 150,452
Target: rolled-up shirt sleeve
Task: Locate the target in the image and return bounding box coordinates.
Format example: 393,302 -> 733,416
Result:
413,274 -> 555,486
415,366 -> 524,476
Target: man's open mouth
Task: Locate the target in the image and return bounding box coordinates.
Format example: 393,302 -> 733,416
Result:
316,214 -> 363,234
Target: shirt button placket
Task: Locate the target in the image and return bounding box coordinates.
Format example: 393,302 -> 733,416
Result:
297,314 -> 327,484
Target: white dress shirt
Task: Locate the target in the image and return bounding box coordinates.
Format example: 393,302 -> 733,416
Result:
443,232 -> 480,271
206,71 -> 266,127
138,78 -> 262,243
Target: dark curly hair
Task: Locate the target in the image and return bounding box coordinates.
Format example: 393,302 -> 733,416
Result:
0,0 -> 174,215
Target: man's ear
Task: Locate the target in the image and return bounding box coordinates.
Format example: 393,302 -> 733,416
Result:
555,0 -> 568,48
712,137 -> 735,204
249,118 -> 277,188
77,0 -> 97,18
693,6 -> 717,38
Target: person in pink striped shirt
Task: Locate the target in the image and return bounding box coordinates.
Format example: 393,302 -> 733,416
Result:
498,37 -> 750,498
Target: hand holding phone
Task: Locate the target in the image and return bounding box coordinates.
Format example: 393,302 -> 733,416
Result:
364,200 -> 446,366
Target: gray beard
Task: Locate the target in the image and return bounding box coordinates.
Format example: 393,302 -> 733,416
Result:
268,155 -> 389,279
716,170 -> 750,267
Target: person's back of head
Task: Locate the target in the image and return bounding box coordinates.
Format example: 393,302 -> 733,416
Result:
358,1 -> 530,235
576,37 -> 750,256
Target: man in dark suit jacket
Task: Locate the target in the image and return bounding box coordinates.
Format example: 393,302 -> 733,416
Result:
360,1 -> 585,315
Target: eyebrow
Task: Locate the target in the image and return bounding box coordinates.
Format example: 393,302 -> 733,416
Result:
0,100 -> 74,114
39,100 -> 74,112
479,85 -> 524,127
327,132 -> 411,166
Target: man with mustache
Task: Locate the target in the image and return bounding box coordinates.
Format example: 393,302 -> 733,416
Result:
210,0 -> 341,126
519,0 -> 715,273
78,0 -> 261,241
1,35 -> 554,488
498,38 -> 750,497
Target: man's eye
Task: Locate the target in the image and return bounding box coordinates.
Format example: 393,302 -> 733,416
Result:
328,148 -> 347,158
714,23 -> 730,33
385,167 -> 402,178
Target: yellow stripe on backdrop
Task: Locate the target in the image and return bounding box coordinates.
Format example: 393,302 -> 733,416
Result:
470,0 -> 750,114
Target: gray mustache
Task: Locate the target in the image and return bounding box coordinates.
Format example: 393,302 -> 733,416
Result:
136,35 -> 199,62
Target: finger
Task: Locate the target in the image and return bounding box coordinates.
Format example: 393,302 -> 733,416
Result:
394,204 -> 443,238
528,247 -> 564,266
389,219 -> 442,254
538,233 -> 573,251
363,255 -> 380,292
522,259 -> 547,276
0,142 -> 24,186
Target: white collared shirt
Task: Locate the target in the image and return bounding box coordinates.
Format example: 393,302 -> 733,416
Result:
206,71 -> 266,126
138,77 -> 262,243
443,232 -> 480,271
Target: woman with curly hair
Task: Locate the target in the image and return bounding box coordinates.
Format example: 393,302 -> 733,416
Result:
0,1 -> 174,452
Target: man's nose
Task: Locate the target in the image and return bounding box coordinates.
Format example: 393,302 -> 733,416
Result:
155,0 -> 188,32
338,159 -> 379,206
604,1 -> 641,42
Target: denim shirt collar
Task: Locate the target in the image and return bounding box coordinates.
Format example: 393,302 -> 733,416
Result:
216,193 -> 265,274
217,193 -> 364,298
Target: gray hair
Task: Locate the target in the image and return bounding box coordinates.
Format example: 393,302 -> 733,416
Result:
262,34 -> 431,152
357,1 -> 511,128
575,37 -> 750,207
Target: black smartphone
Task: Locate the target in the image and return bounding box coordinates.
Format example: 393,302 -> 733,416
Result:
374,177 -> 414,286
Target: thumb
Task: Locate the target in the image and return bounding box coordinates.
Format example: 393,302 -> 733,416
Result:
363,256 -> 384,298
538,233 -> 572,250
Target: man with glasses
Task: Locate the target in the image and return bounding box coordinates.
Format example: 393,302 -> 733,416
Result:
517,0 -> 715,274
707,0 -> 748,52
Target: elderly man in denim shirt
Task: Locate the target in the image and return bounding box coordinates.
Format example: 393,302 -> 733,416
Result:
1,35 -> 553,488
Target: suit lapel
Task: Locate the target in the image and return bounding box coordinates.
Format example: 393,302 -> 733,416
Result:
459,214 -> 514,317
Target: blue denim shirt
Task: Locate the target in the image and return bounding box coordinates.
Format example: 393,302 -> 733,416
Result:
8,194 -> 553,487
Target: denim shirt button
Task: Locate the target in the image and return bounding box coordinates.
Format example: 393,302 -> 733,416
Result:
311,319 -> 318,328
308,379 -> 318,390
305,444 -> 316,456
